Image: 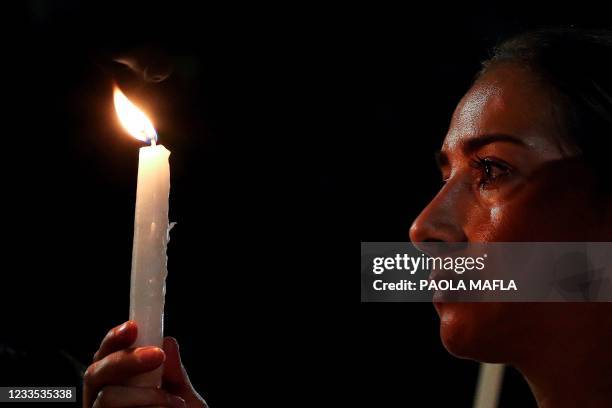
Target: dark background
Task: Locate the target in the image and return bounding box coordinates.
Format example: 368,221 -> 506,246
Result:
0,1 -> 610,407
0,1 -> 340,407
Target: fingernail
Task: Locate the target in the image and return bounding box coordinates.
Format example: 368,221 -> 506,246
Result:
168,395 -> 186,408
116,322 -> 129,335
135,346 -> 165,364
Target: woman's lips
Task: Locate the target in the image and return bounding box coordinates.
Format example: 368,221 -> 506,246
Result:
429,268 -> 459,302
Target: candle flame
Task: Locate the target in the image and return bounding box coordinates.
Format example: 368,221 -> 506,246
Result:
113,86 -> 157,143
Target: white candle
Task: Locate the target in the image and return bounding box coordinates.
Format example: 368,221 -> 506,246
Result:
473,363 -> 505,408
114,87 -> 172,387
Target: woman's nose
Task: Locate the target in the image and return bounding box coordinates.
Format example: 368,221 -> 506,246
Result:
409,182 -> 468,243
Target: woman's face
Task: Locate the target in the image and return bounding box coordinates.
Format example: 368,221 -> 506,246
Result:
409,62 -> 612,362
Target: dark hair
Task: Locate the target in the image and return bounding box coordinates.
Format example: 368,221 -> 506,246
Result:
479,28 -> 612,191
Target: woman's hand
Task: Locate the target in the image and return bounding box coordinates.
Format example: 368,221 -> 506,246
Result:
83,321 -> 208,408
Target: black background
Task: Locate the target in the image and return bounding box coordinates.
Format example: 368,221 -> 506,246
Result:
0,1 -> 340,407
0,1 -> 610,407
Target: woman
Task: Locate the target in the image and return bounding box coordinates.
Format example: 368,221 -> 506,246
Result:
83,28 -> 612,407
409,29 -> 612,407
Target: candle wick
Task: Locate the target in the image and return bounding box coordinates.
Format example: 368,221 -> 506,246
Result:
151,138 -> 157,147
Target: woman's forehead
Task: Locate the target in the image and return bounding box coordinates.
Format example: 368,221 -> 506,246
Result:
442,63 -> 566,155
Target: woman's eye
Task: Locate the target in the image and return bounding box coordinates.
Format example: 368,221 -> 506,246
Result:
470,156 -> 512,190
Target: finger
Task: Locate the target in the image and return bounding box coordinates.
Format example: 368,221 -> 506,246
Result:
92,386 -> 185,408
162,338 -> 209,407
85,347 -> 165,397
162,337 -> 193,393
93,321 -> 138,362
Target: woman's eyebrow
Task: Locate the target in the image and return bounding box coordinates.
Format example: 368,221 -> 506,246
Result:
435,134 -> 526,170
462,133 -> 527,154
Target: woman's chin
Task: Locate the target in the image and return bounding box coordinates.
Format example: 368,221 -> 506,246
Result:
435,302 -> 511,362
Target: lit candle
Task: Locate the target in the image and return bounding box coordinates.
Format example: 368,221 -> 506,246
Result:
114,86 -> 171,387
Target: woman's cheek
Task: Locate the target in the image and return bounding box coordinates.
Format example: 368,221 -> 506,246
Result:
466,173 -> 562,241
458,176 -> 526,241
463,200 -> 512,242
466,198 -> 543,241
480,185 -> 590,241
470,196 -> 552,241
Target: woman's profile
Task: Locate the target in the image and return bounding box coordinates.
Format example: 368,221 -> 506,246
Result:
409,28 -> 612,407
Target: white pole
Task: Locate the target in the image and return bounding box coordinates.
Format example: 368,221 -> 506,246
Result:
473,363 -> 505,408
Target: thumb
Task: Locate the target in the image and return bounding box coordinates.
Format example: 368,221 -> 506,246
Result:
162,337 -> 193,393
162,337 -> 208,407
